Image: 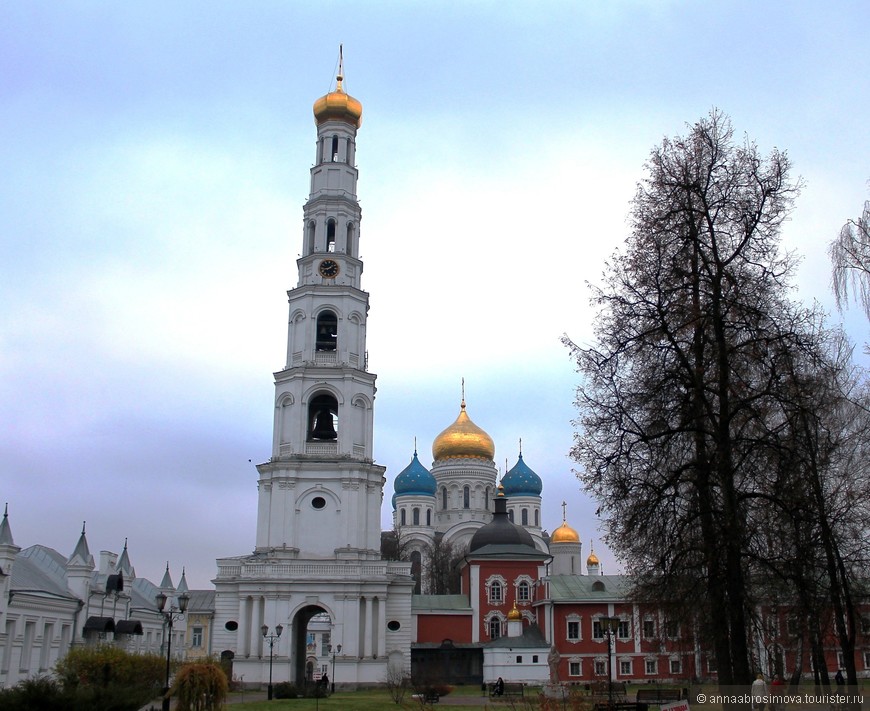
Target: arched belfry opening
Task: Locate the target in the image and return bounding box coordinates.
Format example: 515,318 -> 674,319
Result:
308,393 -> 338,441
316,311 -> 338,351
326,220 -> 336,252
291,606 -> 332,685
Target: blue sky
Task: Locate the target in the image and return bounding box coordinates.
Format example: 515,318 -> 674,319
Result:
2,1 -> 869,589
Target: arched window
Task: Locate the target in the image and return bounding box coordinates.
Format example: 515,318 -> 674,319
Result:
307,393 -> 338,441
346,137 -> 353,165
485,487 -> 489,510
326,220 -> 336,252
517,580 -> 531,602
412,508 -> 420,525
489,618 -> 501,640
426,509 -> 431,526
331,135 -> 339,162
442,487 -> 447,510
463,486 -> 470,509
522,508 -> 529,526
316,311 -> 338,351
400,509 -> 406,525
489,581 -> 502,603
535,509 -> 539,527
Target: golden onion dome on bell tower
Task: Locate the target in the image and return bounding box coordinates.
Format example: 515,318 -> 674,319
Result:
313,45 -> 362,128
432,398 -> 495,462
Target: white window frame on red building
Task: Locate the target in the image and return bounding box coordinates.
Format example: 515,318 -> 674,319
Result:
485,574 -> 507,605
566,614 -> 582,642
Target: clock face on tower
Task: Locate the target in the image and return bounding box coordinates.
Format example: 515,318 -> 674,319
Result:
318,259 -> 340,278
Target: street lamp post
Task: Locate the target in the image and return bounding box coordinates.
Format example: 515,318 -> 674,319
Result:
262,624 -> 283,701
602,616 -> 622,710
329,643 -> 341,693
155,590 -> 190,711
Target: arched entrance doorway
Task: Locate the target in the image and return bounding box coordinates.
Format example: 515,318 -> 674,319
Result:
291,605 -> 333,686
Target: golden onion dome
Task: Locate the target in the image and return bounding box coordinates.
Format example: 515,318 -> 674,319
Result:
508,603 -> 522,621
313,51 -> 362,128
432,399 -> 495,462
551,520 -> 581,544
587,550 -> 600,566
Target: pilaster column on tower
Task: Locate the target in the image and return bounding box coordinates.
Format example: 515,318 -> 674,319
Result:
254,596 -> 265,659
239,596 -> 250,658
365,596 -> 375,658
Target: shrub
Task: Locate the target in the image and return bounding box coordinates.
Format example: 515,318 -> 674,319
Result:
54,644 -> 166,710
0,676 -> 66,711
170,661 -> 229,711
274,682 -> 299,699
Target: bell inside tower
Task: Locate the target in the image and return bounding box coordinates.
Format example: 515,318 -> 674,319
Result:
308,394 -> 338,441
316,311 -> 338,351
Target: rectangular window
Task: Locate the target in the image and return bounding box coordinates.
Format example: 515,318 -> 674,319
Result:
643,618 -> 655,639
60,624 -> 71,656
861,617 -> 870,635
516,655 -> 523,664
2,620 -> 14,673
787,616 -> 798,636
21,620 -> 35,672
569,661 -> 581,677
567,621 -> 580,640
322,632 -> 331,656
517,582 -> 531,601
594,660 -> 607,675
863,652 -> 870,669
192,626 -> 203,648
837,652 -> 845,669
39,622 -> 54,671
618,620 -> 630,639
708,656 -> 718,673
665,621 -> 679,639
646,659 -> 657,675
670,658 -> 682,674
620,660 -> 632,675
533,655 -> 539,663
593,619 -> 604,639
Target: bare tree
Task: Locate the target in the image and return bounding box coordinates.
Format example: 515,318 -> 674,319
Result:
830,199 -> 870,318
426,534 -> 464,595
564,110 -> 801,689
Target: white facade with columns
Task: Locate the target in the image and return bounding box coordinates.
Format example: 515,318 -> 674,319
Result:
212,68 -> 414,688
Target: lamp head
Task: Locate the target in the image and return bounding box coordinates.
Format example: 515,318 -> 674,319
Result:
155,591 -> 167,612
178,592 -> 190,613
276,624 -> 283,637
261,624 -> 269,638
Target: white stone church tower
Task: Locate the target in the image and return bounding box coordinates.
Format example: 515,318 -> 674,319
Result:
212,59 -> 414,688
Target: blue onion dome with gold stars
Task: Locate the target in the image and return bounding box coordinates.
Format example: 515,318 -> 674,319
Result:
502,447 -> 542,497
392,450 -> 436,510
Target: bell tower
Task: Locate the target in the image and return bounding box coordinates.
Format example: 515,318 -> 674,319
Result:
255,54 -> 383,560
214,55 -> 412,689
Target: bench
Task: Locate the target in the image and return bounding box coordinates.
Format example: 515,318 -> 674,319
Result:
411,692 -> 440,704
636,688 -> 687,705
594,703 -> 641,711
590,681 -> 628,700
489,682 -> 525,698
